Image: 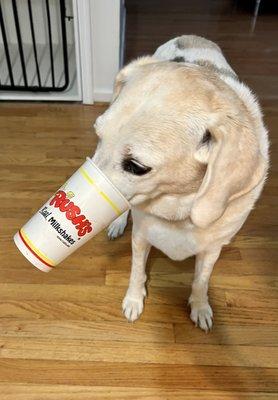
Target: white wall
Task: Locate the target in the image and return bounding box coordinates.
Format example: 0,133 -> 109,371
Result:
76,0 -> 124,103
91,0 -> 122,102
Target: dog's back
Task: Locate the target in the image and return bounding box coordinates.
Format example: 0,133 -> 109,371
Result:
154,35 -> 237,80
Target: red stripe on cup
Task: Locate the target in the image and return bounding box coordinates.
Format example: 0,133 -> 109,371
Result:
18,230 -> 53,269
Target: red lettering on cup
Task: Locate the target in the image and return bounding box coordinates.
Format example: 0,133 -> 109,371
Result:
49,190 -> 93,237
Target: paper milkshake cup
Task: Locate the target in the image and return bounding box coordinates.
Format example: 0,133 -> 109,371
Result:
14,157 -> 130,272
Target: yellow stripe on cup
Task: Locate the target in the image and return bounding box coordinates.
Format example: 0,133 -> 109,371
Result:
20,228 -> 56,267
79,167 -> 122,216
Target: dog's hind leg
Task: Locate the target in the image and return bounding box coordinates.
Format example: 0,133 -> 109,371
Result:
189,247 -> 221,332
107,210 -> 129,240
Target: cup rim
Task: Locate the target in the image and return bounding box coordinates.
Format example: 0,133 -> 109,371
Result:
86,157 -> 130,209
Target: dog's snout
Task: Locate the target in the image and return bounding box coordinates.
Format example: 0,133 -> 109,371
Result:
91,149 -> 108,171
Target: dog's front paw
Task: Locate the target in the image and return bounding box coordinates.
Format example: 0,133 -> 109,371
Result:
107,212 -> 128,240
189,300 -> 213,332
122,288 -> 146,322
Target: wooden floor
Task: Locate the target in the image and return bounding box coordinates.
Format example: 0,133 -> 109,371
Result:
1,1 -> 278,399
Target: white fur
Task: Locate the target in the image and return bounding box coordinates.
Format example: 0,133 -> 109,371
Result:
99,35 -> 269,331
154,39 -> 235,74
107,211 -> 129,240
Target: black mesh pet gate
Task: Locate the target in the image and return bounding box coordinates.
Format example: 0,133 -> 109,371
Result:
0,0 -> 69,92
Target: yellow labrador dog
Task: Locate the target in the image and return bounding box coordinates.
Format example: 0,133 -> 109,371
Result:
92,35 -> 269,331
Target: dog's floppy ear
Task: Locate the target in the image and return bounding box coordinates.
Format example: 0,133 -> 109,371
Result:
112,56 -> 159,101
191,115 -> 267,228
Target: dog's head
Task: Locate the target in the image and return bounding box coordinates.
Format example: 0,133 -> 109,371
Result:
92,57 -> 266,227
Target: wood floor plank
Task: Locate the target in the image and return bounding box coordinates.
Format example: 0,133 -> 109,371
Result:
0,301 -> 277,326
174,323 -> 278,346
239,248 -> 278,262
225,289 -> 278,309
212,306 -> 278,326
0,319 -> 175,343
0,359 -> 277,392
106,271 -> 278,291
1,384 -> 277,400
0,337 -> 277,368
0,283 -> 226,306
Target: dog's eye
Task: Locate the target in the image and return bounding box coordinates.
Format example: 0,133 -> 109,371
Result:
122,158 -> 151,176
201,130 -> 212,145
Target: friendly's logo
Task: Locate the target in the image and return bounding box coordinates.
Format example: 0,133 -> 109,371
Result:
49,190 -> 93,237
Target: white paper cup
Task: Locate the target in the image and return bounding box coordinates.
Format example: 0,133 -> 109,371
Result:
14,157 -> 130,272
